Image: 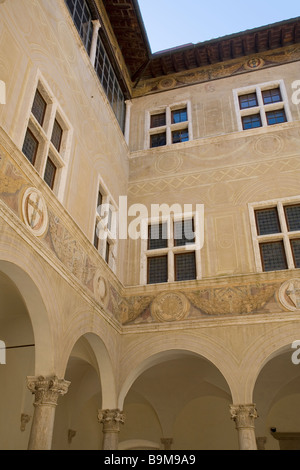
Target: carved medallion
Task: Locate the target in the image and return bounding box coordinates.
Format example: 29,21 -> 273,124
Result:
21,187 -> 48,237
278,279 -> 300,311
93,270 -> 108,305
151,292 -> 190,322
244,57 -> 265,70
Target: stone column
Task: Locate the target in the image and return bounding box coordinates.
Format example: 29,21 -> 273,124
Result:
98,409 -> 125,450
27,375 -> 70,450
161,438 -> 173,450
124,100 -> 132,145
230,404 -> 258,450
90,19 -> 101,67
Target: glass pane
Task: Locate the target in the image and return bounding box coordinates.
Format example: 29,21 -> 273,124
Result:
285,205 -> 300,232
44,157 -> 56,189
260,241 -> 287,272
172,129 -> 189,143
148,223 -> 168,250
242,114 -> 262,130
255,208 -> 281,235
174,219 -> 195,246
175,252 -> 196,281
31,89 -> 46,126
262,88 -> 282,104
172,108 -> 187,123
150,132 -> 166,148
51,119 -> 63,152
291,239 -> 300,268
150,113 -> 166,128
22,129 -> 38,165
239,93 -> 258,109
266,110 -> 286,125
94,221 -> 99,249
148,256 -> 168,284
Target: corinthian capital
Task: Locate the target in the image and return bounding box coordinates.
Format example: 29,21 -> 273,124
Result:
98,409 -> 125,433
230,404 -> 258,429
27,376 -> 70,407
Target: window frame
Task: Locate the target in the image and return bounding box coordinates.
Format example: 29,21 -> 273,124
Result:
249,196 -> 300,272
93,176 -> 118,273
21,75 -> 72,201
146,101 -> 193,149
141,211 -> 201,285
233,80 -> 292,132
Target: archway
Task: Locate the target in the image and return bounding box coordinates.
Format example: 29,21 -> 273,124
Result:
254,344 -> 300,450
119,351 -> 236,450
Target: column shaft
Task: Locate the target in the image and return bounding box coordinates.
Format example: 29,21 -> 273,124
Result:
230,404 -> 258,450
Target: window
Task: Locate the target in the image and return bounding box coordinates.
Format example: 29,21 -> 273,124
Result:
93,181 -> 117,273
148,103 -> 192,149
21,79 -> 71,199
249,198 -> 300,272
65,0 -> 125,131
65,0 -> 93,53
142,215 -> 200,285
234,81 -> 291,131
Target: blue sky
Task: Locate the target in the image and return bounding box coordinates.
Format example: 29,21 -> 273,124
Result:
137,0 -> 299,53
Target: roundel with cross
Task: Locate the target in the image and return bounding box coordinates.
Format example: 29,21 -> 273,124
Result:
21,187 -> 48,237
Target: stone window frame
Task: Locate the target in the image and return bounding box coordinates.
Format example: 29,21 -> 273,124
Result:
145,100 -> 193,150
22,73 -> 72,202
93,176 -> 118,273
248,196 -> 300,273
140,211 -> 202,285
233,80 -> 292,132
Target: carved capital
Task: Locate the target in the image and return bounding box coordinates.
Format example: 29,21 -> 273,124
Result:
98,409 -> 125,433
230,404 -> 258,429
27,376 -> 70,407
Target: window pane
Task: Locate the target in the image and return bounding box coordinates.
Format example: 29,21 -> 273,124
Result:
291,239 -> 300,268
148,223 -> 168,250
262,88 -> 282,104
105,241 -> 110,264
242,114 -> 262,130
172,129 -> 189,143
260,241 -> 287,272
172,108 -> 187,123
285,205 -> 300,232
266,110 -> 286,125
150,132 -> 166,148
51,119 -> 63,152
31,89 -> 46,126
175,252 -> 196,281
44,157 -> 56,189
94,221 -> 99,249
239,93 -> 258,109
255,208 -> 281,235
22,129 -> 38,165
97,191 -> 103,211
150,113 -> 166,128
148,256 -> 168,284
174,219 -> 195,246
65,0 -> 93,53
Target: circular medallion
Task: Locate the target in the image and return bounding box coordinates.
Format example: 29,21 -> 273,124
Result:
21,187 -> 48,237
244,57 -> 264,70
155,154 -> 183,174
254,134 -> 284,157
93,270 -> 108,304
151,292 -> 190,322
278,279 -> 300,311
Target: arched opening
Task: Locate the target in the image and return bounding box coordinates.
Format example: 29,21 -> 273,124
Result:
254,345 -> 300,450
0,269 -> 35,449
119,351 -> 236,450
52,332 -> 116,450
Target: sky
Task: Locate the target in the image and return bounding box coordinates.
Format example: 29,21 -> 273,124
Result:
137,0 -> 300,53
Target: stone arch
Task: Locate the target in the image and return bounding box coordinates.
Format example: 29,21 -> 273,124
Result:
233,322 -> 300,404
59,320 -> 118,409
0,257 -> 55,375
118,332 -> 236,410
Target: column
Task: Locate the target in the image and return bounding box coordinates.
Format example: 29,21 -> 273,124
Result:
161,438 -> 173,450
27,375 -> 70,450
90,20 -> 101,67
230,404 -> 258,450
124,100 -> 132,145
98,409 -> 125,450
